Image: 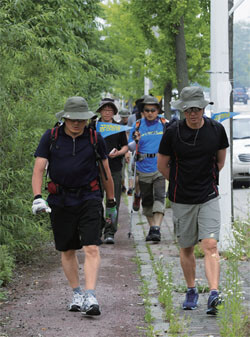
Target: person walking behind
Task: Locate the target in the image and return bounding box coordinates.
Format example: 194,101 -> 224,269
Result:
96,99 -> 128,244
157,86 -> 229,315
32,96 -> 116,316
128,96 -> 166,242
127,95 -> 148,206
119,108 -> 131,193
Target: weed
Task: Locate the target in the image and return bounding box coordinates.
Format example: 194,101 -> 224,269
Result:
218,259 -> 248,337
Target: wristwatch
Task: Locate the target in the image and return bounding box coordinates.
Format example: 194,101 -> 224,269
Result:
106,199 -> 116,207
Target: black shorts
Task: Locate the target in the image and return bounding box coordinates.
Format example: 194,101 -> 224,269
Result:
49,199 -> 103,251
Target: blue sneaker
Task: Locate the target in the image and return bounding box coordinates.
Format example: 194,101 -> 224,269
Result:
206,290 -> 221,315
182,288 -> 199,310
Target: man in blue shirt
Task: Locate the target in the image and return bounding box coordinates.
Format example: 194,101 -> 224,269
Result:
32,96 -> 116,316
128,96 -> 166,242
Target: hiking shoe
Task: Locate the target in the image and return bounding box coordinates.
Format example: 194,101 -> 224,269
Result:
145,226 -> 161,242
68,293 -> 84,312
133,193 -> 141,211
127,188 -> 133,196
104,236 -> 115,244
182,288 -> 199,310
121,185 -> 127,193
81,293 -> 101,316
206,290 -> 221,315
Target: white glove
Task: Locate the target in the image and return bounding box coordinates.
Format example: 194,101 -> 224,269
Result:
32,198 -> 51,215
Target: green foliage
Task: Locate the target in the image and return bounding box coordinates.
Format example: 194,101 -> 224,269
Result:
101,0 -> 147,102
218,260 -> 248,337
0,0 -> 118,284
0,245 -> 15,285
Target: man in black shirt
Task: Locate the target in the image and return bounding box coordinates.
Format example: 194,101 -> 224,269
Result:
96,99 -> 128,244
158,87 -> 229,315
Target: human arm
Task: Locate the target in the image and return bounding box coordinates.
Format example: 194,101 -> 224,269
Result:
31,157 -> 51,214
217,148 -> 227,171
32,157 -> 48,197
108,145 -> 128,159
157,154 -> 171,181
99,158 -> 117,224
99,158 -> 115,200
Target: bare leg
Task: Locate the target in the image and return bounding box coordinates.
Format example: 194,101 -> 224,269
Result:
180,247 -> 196,288
153,212 -> 163,227
200,239 -> 220,290
146,216 -> 154,227
135,175 -> 140,195
61,250 -> 80,289
83,245 -> 100,290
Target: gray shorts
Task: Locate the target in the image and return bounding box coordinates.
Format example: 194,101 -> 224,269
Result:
171,197 -> 221,248
138,170 -> 165,217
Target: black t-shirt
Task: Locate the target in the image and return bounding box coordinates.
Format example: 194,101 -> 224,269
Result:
34,125 -> 108,206
158,117 -> 229,204
101,120 -> 128,172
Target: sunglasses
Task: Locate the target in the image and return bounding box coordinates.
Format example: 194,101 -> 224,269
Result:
144,108 -> 157,113
184,107 -> 202,113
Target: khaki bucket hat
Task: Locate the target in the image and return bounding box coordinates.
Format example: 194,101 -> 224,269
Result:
171,87 -> 213,111
56,96 -> 95,120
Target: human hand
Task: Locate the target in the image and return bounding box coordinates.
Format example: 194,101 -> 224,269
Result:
109,148 -> 119,158
125,152 -> 130,163
32,198 -> 51,215
105,199 -> 117,225
132,131 -> 141,142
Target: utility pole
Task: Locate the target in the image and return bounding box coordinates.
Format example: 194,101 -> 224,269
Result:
210,0 -> 232,250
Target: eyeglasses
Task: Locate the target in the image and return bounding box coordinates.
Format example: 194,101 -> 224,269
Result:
102,109 -> 114,113
144,108 -> 157,113
184,107 -> 202,113
65,118 -> 85,123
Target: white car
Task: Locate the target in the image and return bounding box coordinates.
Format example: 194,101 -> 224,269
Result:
233,114 -> 250,183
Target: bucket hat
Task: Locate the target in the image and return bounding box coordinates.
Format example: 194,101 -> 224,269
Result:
119,108 -> 130,117
96,98 -> 118,114
142,96 -> 160,106
56,96 -> 94,120
171,87 -> 213,111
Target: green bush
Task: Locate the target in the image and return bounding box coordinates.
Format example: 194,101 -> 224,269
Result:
0,245 -> 15,285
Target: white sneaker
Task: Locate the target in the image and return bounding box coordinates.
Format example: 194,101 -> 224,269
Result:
81,293 -> 101,316
68,293 -> 84,312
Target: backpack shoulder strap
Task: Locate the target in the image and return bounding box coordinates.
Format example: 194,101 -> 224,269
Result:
89,126 -> 108,181
49,126 -> 59,150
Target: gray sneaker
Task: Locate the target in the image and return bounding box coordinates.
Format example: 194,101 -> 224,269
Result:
104,237 -> 115,244
68,293 -> 84,311
81,293 -> 101,316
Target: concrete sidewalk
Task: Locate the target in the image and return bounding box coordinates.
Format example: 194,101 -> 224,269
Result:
126,195 -> 250,337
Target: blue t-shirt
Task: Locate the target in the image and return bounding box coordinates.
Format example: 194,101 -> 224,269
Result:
128,117 -> 165,173
34,125 -> 108,206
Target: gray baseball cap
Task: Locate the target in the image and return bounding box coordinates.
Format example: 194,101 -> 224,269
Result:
171,87 -> 213,111
56,96 -> 95,120
119,108 -> 130,117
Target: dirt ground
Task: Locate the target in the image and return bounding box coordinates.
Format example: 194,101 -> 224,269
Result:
0,201 -> 147,337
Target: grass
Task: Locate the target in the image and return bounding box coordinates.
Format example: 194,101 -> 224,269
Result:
217,217 -> 250,337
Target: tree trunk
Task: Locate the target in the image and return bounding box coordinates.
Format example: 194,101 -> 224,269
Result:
163,81 -> 172,120
175,16 -> 189,119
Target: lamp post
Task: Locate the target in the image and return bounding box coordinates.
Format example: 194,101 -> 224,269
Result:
210,0 -> 232,250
